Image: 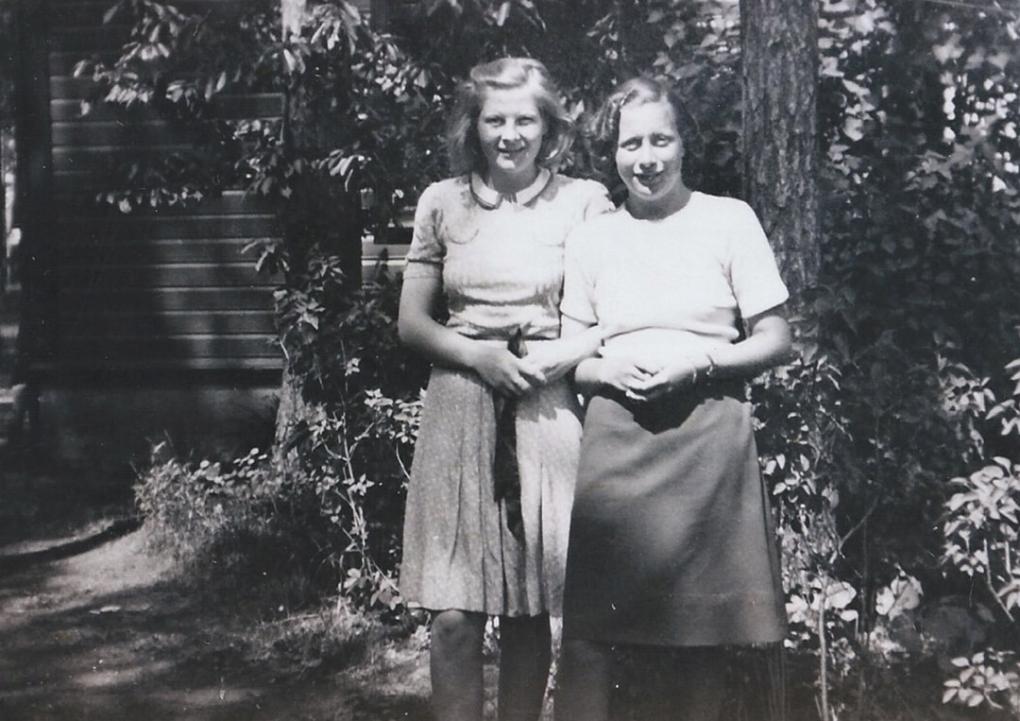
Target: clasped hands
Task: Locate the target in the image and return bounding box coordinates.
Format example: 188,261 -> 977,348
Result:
473,341 -> 711,400
472,341 -> 577,397
597,355 -> 705,402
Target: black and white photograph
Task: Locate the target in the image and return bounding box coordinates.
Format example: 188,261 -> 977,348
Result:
1,1 -> 1018,719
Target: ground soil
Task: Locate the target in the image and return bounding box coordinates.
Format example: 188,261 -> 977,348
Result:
2,468 -> 997,721
0,523 -> 433,721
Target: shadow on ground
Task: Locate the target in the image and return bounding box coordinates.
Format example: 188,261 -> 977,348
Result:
0,530 -> 432,721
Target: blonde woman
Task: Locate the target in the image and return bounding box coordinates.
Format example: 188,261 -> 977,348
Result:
397,58 -> 611,721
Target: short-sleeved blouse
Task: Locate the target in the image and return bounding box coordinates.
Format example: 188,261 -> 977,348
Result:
560,191 -> 788,366
404,170 -> 613,340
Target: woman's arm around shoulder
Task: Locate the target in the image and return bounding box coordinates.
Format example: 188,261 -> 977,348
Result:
520,207 -> 615,386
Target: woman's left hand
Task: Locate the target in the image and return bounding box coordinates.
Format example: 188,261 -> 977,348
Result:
629,356 -> 700,400
629,310 -> 794,400
517,341 -> 577,386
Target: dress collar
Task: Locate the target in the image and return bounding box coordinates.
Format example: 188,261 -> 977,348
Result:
469,168 -> 552,209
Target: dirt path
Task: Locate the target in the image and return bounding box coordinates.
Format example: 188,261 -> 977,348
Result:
0,529 -> 432,721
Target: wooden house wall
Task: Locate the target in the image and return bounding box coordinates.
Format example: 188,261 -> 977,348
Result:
6,0 -> 422,465
40,0 -> 287,377
26,0 -> 416,383
43,0 -> 410,378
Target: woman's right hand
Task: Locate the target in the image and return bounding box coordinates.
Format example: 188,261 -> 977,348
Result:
593,357 -> 658,399
471,345 -> 545,397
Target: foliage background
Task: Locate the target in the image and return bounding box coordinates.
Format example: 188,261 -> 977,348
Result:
79,0 -> 1020,717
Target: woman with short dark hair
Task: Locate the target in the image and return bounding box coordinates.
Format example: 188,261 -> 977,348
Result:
554,76 -> 792,721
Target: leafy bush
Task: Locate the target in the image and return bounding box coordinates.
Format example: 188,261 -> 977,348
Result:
134,266 -> 422,612
133,443 -> 334,609
134,445 -> 274,561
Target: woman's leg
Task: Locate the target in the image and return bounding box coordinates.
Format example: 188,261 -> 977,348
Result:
674,646 -> 726,721
555,639 -> 614,721
498,613 -> 552,721
431,609 -> 487,721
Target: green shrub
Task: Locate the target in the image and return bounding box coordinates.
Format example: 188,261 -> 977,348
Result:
133,444 -> 329,608
133,267 -> 423,613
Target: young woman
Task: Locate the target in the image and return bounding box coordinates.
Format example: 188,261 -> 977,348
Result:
397,58 -> 612,721
554,77 -> 792,721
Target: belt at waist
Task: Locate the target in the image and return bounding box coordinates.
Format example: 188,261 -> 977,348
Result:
600,377 -> 746,407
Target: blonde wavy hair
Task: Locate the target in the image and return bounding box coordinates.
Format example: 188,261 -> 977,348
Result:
446,57 -> 574,176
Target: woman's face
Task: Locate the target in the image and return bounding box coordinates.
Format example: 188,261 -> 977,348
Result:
476,86 -> 547,181
615,100 -> 685,208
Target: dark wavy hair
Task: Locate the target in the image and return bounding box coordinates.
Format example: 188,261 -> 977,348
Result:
446,57 -> 574,176
588,76 -> 693,188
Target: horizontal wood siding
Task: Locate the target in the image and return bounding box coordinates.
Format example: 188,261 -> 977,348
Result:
49,93 -> 285,122
55,214 -> 278,240
56,237 -> 262,263
63,287 -> 275,312
58,310 -> 276,335
60,334 -> 278,359
44,0 -> 283,374
54,119 -> 205,146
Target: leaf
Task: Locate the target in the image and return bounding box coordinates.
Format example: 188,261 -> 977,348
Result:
933,34 -> 964,64
844,117 -> 864,142
824,582 -> 856,610
986,403 -> 1008,420
947,493 -> 968,511
987,52 -> 1009,70
820,56 -> 842,78
495,1 -> 510,26
103,3 -> 121,24
283,48 -> 298,73
89,604 -> 122,615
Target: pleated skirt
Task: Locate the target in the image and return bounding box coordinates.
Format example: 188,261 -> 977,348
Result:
399,363 -> 583,617
561,383 -> 787,646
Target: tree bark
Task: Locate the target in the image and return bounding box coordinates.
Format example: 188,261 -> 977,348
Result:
273,362 -> 312,478
740,0 -> 819,299
274,0 -> 312,472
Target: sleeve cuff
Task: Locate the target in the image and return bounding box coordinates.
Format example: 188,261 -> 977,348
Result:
739,288 -> 790,319
402,260 -> 442,280
560,304 -> 597,325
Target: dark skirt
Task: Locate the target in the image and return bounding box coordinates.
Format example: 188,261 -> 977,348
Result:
561,382 -> 787,646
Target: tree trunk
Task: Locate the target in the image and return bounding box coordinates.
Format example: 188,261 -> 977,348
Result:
740,0 -> 819,299
1,131 -> 6,296
273,0 -> 312,472
273,363 -> 313,479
